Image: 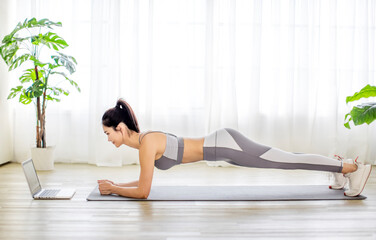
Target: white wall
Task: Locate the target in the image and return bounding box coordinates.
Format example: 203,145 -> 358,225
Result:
0,0 -> 15,164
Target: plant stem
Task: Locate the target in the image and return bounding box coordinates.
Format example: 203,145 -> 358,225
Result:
36,96 -> 41,148
41,73 -> 48,148
34,65 -> 43,148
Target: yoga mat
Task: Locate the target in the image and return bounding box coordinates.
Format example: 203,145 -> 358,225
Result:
86,185 -> 366,201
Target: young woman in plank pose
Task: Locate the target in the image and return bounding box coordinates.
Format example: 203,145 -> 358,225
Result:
98,99 -> 372,199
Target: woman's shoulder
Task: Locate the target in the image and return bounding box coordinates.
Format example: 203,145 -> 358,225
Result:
139,130 -> 165,142
139,131 -> 166,148
139,131 -> 167,159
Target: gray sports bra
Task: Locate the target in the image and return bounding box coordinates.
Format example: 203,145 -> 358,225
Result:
139,131 -> 185,170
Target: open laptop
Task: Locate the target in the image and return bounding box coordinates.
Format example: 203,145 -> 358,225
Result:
22,159 -> 76,200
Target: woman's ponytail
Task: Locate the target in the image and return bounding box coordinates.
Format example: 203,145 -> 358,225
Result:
102,98 -> 140,133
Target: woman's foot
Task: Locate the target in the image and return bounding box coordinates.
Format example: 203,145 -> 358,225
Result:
329,173 -> 347,189
329,155 -> 351,190
344,161 -> 372,197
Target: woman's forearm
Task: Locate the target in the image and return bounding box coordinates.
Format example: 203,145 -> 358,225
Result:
116,180 -> 139,187
111,185 -> 147,199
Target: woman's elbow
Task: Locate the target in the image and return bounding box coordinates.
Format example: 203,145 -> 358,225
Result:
140,192 -> 149,199
139,189 -> 150,199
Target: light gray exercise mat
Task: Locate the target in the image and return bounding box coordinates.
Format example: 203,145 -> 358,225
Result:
86,185 -> 366,201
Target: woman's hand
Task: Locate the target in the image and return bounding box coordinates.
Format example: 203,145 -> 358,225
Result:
97,179 -> 116,195
100,179 -> 117,186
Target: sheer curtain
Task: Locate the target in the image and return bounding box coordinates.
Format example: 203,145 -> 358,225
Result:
6,0 -> 376,166
0,0 -> 15,165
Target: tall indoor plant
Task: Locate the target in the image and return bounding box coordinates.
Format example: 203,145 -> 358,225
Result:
0,18 -> 80,170
344,84 -> 376,129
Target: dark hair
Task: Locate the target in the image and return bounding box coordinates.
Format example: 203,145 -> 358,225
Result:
102,99 -> 140,133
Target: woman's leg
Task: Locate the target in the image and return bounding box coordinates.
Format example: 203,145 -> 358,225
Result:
202,128 -> 371,197
203,128 -> 353,173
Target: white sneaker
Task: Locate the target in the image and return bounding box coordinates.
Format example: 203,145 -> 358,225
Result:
329,173 -> 347,190
329,155 -> 350,190
344,159 -> 372,197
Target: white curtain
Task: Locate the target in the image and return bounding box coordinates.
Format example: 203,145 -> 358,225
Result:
5,0 -> 376,166
0,0 -> 15,165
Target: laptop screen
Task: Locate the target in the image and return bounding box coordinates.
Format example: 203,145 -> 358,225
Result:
22,159 -> 42,196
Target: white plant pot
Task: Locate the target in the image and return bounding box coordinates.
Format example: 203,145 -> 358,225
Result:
31,146 -> 56,171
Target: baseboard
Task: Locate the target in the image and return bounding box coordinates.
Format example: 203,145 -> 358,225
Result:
0,161 -> 11,167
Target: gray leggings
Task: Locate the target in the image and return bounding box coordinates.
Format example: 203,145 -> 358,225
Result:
203,128 -> 343,173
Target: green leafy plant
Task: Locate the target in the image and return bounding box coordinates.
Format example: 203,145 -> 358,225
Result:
0,18 -> 80,148
344,84 -> 376,129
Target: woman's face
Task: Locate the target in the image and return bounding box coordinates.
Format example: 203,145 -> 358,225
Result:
103,125 -> 123,148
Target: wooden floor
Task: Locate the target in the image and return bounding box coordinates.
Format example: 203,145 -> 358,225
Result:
0,161 -> 376,240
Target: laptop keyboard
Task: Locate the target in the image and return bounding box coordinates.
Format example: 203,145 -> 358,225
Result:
39,189 -> 60,198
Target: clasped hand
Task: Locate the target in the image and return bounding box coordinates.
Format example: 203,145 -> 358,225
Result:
97,179 -> 116,195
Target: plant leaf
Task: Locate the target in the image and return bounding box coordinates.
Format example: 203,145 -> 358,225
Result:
8,54 -> 32,71
30,56 -> 48,68
50,71 -> 69,78
41,32 -> 68,51
344,121 -> 351,129
19,92 -> 32,104
1,18 -> 62,46
346,85 -> 376,104
19,69 -> 34,83
48,87 -> 69,96
19,68 -> 46,83
33,18 -> 62,28
45,95 -> 61,102
2,22 -> 24,44
31,34 -> 43,46
0,41 -> 19,65
25,80 -> 45,98
7,86 -> 23,99
344,113 -> 352,129
348,102 -> 376,126
68,79 -> 81,92
51,53 -> 77,74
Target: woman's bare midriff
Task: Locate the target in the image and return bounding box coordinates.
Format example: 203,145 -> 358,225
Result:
150,133 -> 204,164
180,138 -> 205,163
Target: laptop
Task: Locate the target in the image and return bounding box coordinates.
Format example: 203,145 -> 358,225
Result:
22,159 -> 76,200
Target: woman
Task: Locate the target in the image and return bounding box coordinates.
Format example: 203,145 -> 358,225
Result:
98,99 -> 372,199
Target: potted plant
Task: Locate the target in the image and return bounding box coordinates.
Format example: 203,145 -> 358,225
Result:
0,18 -> 80,170
344,84 -> 376,129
